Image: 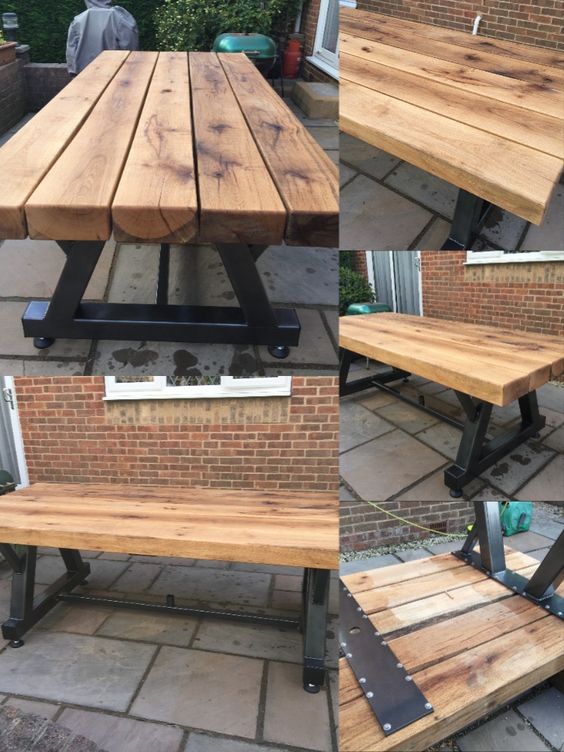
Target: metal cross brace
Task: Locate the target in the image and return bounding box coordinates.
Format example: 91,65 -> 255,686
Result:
453,502 -> 564,619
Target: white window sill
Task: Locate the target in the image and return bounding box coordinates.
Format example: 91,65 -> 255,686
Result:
104,376 -> 292,401
306,54 -> 339,80
465,251 -> 564,265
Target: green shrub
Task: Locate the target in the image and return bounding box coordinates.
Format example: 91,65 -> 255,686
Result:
339,266 -> 374,316
155,0 -> 301,52
0,0 -> 162,63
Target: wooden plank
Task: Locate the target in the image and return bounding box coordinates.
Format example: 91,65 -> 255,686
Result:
0,483 -> 339,569
112,52 -> 198,243
341,53 -> 564,160
25,52 -> 158,241
341,33 -> 564,121
341,11 -> 564,88
0,51 -> 129,240
340,313 -> 549,405
340,79 -> 560,225
219,53 -> 338,247
341,8 -> 564,71
343,552 -> 467,593
340,616 -> 564,751
189,52 -> 287,245
390,597 -> 550,673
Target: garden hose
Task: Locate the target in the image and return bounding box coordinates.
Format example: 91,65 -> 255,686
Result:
364,501 -> 467,538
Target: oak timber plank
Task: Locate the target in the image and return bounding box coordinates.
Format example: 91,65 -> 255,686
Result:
0,483 -> 338,569
340,314 -> 537,405
0,51 -> 129,239
219,53 -> 338,247
341,53 -> 564,160
389,597 -> 550,674
340,617 -> 564,751
189,52 -> 287,245
340,79 -> 560,225
343,552 -> 466,593
25,52 -> 158,241
112,52 -> 198,243
340,8 -> 564,70
342,34 -> 564,121
341,12 -> 564,88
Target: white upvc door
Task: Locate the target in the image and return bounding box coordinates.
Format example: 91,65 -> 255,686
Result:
0,376 -> 29,488
367,251 -> 423,315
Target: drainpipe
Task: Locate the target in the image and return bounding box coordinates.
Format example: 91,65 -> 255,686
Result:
472,15 -> 482,35
294,0 -> 304,33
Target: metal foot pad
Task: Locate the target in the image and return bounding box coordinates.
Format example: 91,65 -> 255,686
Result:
33,337 -> 55,350
304,682 -> 322,694
450,488 -> 463,498
9,639 -> 24,648
268,345 -> 290,359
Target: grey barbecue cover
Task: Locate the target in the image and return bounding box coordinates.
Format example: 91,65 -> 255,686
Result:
66,0 -> 139,74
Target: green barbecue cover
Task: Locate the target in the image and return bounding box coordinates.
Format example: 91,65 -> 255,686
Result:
499,501 -> 533,537
346,303 -> 392,315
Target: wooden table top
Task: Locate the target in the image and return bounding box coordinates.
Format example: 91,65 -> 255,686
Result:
0,52 -> 338,247
340,313 -> 564,406
0,483 -> 339,569
340,8 -> 564,224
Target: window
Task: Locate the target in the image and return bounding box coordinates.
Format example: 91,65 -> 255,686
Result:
466,251 -> 564,265
308,0 -> 341,79
104,376 -> 292,400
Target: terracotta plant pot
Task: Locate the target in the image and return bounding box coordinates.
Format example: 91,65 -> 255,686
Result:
0,42 -> 17,66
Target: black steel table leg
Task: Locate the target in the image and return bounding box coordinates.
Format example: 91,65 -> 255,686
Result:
156,243 -> 170,306
524,530 -> 564,601
302,568 -> 330,693
339,348 -> 410,397
441,189 -> 489,250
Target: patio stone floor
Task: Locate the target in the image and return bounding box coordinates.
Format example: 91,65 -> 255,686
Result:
0,552 -> 338,752
0,97 -> 338,377
340,363 -> 564,501
341,504 -> 564,751
340,133 -> 564,251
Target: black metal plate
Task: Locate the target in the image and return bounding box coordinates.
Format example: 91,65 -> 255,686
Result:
339,581 -> 433,735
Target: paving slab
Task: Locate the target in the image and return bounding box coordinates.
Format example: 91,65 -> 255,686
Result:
340,484 -> 356,500
470,486 -> 510,502
192,620 -> 303,663
517,455 -> 564,502
0,632 -> 155,711
111,563 -> 162,592
270,589 -> 301,612
536,383 -> 564,413
543,424 -> 564,453
263,662 -> 332,751
340,429 -> 446,501
185,732 -> 280,752
0,704 -> 102,752
526,548 -> 551,562
416,217 -> 450,249
396,468 -> 484,502
375,400 -> 440,435
307,126 -> 339,150
130,647 -> 263,738
425,540 -> 467,555
340,401 -> 394,452
357,390 -> 396,411
37,602 -> 111,635
457,709 -> 551,751
231,563 -> 299,575
97,609 -> 198,647
384,163 -> 458,219
0,302 -> 91,358
518,686 -> 564,750
4,698 -> 59,720
341,163 -> 357,186
340,555 -> 401,575
521,184 -> 564,250
148,566 -> 271,608
393,548 -> 434,562
482,444 -> 556,496
58,708 -> 184,752
22,360 -> 86,375
340,134 -> 400,179
340,175 -> 432,250
257,247 -> 339,306
498,530 -> 555,554
415,421 -> 463,461
261,308 -> 338,366
480,206 -> 528,250
0,239 -> 115,300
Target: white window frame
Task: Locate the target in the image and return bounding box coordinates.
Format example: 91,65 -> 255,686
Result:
307,0 -> 342,80
465,251 -> 564,265
3,377 -> 29,489
104,376 -> 292,401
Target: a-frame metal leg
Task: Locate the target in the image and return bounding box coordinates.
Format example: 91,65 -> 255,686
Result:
0,545 -> 90,646
474,501 -> 506,574
525,530 -> 564,600
441,189 -> 488,250
302,568 -> 330,693
339,348 -> 354,394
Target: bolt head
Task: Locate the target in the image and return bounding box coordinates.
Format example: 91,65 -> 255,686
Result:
346,653 -> 352,659
383,723 -> 392,732
366,691 -> 374,699
425,703 -> 433,711
405,675 -> 413,682
340,642 -> 347,648
381,641 -> 387,646
359,677 -> 366,684
396,663 -> 403,669
347,593 -> 352,598
357,606 -> 362,612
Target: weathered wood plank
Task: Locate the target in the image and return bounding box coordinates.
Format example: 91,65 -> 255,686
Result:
341,53 -> 564,160
0,483 -> 339,569
112,52 -> 198,243
0,51 -> 129,239
25,52 -> 158,241
219,53 -> 338,247
189,52 -> 287,245
343,552 -> 467,593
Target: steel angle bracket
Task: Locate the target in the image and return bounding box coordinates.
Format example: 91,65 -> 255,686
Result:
339,582 -> 433,735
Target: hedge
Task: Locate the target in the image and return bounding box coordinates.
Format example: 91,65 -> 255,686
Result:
0,0 -> 162,63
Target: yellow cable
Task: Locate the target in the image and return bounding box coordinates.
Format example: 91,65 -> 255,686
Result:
363,501 -> 467,538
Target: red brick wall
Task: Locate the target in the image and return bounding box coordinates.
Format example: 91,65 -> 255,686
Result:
300,0 -> 336,82
350,250 -> 368,278
15,376 -> 339,492
356,1 -> 564,51
341,501 -> 474,550
421,252 -> 564,336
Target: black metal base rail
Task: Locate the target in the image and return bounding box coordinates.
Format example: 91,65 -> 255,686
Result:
441,189 -> 494,250
453,502 -> 564,620
339,582 -> 433,735
340,351 -> 545,497
0,544 -> 330,692
21,241 -> 300,359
